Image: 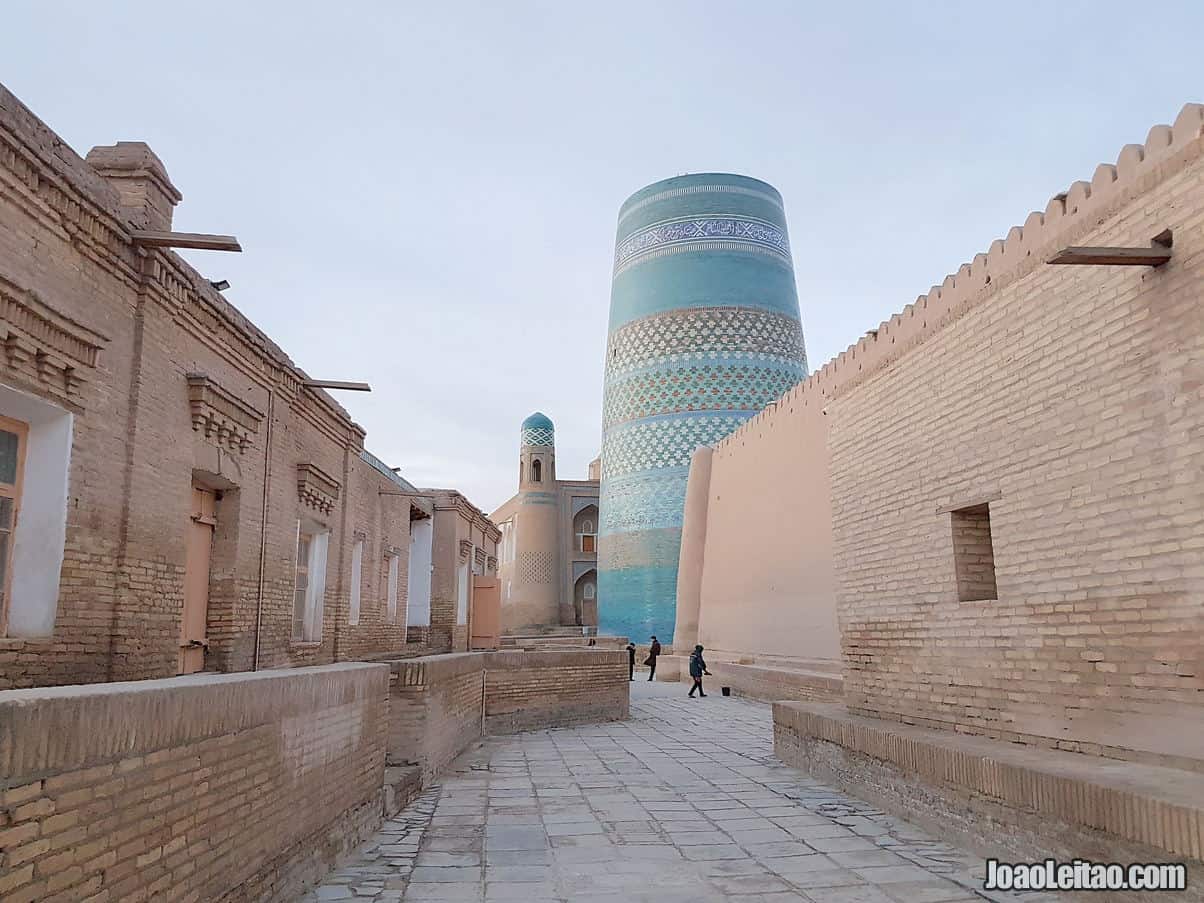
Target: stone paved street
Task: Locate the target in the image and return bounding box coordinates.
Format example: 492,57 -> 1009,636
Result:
304,681 -> 1062,902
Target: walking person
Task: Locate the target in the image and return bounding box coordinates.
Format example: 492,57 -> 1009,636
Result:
687,644 -> 711,697
645,635 -> 662,680
626,642 -> 636,681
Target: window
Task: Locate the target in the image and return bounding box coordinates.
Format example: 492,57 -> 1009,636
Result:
576,516 -> 596,553
519,461 -> 523,483
386,552 -> 400,623
456,561 -> 469,625
349,539 -> 363,625
583,582 -> 595,600
532,459 -> 542,483
951,503 -> 997,602
292,522 -> 329,641
0,416 -> 28,634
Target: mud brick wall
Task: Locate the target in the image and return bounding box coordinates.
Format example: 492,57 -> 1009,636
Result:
0,663 -> 389,903
0,82 -> 446,688
689,103 -> 1204,768
385,650 -> 630,779
483,649 -> 628,734
386,653 -> 485,782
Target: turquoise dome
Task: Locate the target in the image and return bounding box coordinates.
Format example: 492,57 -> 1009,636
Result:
520,412 -> 555,447
521,412 -> 554,431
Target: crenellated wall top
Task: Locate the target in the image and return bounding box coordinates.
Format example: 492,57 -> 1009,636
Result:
715,102 -> 1204,455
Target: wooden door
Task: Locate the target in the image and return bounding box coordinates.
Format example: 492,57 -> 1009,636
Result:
470,576 -> 500,650
0,415 -> 28,636
179,485 -> 216,674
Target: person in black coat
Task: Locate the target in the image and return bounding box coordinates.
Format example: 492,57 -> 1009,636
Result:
645,635 -> 662,680
626,642 -> 636,681
688,644 -> 711,698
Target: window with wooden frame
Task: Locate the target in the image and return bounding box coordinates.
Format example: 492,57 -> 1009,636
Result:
0,415 -> 28,635
576,517 -> 596,553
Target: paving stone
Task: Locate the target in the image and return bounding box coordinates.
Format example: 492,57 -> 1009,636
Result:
305,682 -> 1062,902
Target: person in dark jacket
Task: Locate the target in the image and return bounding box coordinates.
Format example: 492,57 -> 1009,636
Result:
646,635 -> 662,680
625,642 -> 636,681
688,644 -> 711,697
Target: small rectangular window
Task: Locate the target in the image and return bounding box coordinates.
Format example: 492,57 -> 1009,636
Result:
386,553 -> 400,623
349,539 -> 363,625
951,503 -> 997,602
293,522 -> 329,641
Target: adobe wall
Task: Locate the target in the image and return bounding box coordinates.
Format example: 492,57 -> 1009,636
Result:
0,82 -> 426,686
484,648 -> 628,733
384,649 -> 629,780
685,384 -> 840,662
700,103 -> 1204,766
0,663 -> 389,903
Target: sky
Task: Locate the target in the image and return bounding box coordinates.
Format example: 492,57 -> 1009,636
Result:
5,2 -> 1202,512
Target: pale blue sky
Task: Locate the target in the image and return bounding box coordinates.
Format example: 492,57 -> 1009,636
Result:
6,2 -> 1201,510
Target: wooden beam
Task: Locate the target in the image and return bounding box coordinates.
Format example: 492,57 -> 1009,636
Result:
301,379 -> 371,392
1047,246 -> 1171,267
130,230 -> 242,252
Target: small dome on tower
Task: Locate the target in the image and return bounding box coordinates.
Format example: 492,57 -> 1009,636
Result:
520,412 -> 555,447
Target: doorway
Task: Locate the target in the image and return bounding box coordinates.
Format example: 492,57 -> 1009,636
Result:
179,483 -> 216,674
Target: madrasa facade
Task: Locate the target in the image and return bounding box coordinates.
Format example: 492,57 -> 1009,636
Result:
496,173 -> 809,642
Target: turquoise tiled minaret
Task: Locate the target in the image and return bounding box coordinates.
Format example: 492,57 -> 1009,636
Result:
598,173 -> 808,642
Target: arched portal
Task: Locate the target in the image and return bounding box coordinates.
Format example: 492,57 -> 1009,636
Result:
573,504 -> 598,554
573,568 -> 598,627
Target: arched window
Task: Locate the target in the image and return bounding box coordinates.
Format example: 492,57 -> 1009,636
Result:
576,513 -> 597,553
583,582 -> 595,600
519,461 -> 523,483
581,519 -> 593,533
532,459 -> 542,483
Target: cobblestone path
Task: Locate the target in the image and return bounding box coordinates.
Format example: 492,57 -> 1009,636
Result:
303,680 -> 1061,902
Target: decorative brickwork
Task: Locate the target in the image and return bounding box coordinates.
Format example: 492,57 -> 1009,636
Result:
185,373 -> 262,454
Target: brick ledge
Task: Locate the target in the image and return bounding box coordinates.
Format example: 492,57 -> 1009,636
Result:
774,700 -> 1204,861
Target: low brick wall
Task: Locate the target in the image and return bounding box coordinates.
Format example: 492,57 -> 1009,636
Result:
385,649 -> 628,780
387,653 -> 485,782
0,663 -> 389,903
484,649 -> 628,734
773,700 -> 1204,903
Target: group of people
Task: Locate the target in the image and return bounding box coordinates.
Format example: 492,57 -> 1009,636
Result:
625,637 -> 712,697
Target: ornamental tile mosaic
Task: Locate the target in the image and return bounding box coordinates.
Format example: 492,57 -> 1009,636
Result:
599,174 -> 807,643
520,426 -> 554,447
614,216 -> 791,275
605,306 -> 807,377
600,412 -> 749,480
602,362 -> 803,428
618,181 -> 783,224
600,468 -> 691,534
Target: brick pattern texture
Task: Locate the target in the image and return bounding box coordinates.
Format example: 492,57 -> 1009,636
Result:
697,105 -> 1204,769
0,83 -> 482,687
0,663 -> 389,903
385,649 -> 628,779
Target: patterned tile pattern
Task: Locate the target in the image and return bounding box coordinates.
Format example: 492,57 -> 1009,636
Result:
521,426 -> 555,447
606,307 -> 807,378
599,175 -> 807,642
615,216 -> 790,275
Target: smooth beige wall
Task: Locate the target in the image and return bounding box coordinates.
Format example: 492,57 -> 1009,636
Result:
695,392 -> 840,662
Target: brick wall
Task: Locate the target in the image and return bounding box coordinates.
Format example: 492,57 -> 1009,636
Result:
384,649 -> 628,779
484,649 -> 628,734
0,663 -> 389,903
387,653 -> 485,782
0,82 -> 458,687
828,135 -> 1204,767
692,103 -> 1204,768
